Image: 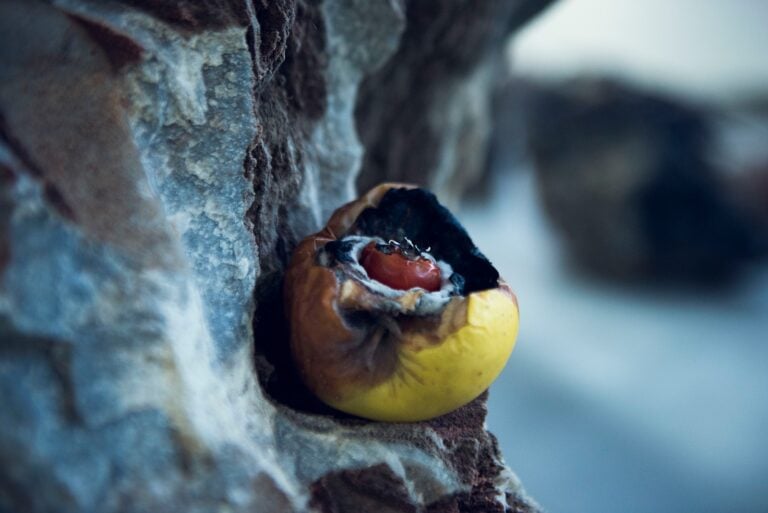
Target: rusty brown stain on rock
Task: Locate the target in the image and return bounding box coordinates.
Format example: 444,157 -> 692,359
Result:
121,0 -> 252,31
310,463 -> 418,513
425,480 -> 538,512
0,72 -> 175,266
427,489 -> 533,513
303,393 -> 539,512
310,442 -> 534,513
68,14 -> 145,71
422,393 -> 533,512
0,111 -> 76,223
0,3 -> 178,268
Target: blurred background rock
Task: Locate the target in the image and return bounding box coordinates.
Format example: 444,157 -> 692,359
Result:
460,1 -> 768,512
524,77 -> 767,284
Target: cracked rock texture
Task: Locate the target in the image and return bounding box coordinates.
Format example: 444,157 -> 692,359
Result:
0,0 -> 546,512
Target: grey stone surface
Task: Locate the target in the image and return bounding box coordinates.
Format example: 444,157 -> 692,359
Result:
0,1 -> 545,511
356,0 -> 556,206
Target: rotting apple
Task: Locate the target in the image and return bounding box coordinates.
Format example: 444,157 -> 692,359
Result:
284,183 -> 519,422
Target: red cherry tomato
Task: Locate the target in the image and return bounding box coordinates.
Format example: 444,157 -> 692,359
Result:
360,243 -> 442,292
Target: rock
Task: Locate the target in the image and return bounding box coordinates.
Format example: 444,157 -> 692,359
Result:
0,1 -> 543,512
719,97 -> 768,240
525,77 -> 764,284
731,161 -> 768,234
355,0 -> 556,206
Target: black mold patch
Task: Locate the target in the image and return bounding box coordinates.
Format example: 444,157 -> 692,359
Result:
321,239 -> 358,265
351,188 -> 499,294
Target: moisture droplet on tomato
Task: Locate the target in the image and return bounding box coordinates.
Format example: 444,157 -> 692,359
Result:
360,242 -> 442,292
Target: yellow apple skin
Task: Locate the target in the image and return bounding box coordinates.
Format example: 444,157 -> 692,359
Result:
326,288 -> 519,422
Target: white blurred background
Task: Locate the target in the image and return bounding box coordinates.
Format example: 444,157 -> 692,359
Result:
511,0 -> 768,102
460,1 -> 768,512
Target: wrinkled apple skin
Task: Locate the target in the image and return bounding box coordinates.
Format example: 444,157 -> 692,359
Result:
332,286 -> 518,422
